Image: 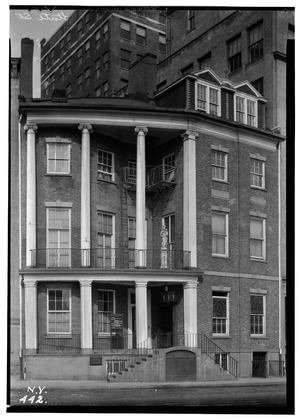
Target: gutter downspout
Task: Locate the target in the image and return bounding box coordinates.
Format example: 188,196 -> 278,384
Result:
18,114 -> 23,378
277,141 -> 282,373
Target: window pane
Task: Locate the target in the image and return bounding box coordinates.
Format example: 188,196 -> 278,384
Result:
212,214 -> 226,234
213,235 -> 225,254
250,239 -> 262,258
250,219 -> 263,239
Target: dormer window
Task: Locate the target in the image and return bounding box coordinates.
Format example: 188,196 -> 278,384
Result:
235,95 -> 257,127
196,82 -> 220,116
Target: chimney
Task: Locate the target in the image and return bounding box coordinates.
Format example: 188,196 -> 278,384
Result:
20,38 -> 34,99
128,53 -> 157,101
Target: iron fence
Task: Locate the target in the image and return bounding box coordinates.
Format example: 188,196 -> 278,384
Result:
30,247 -> 191,270
38,334 -> 81,354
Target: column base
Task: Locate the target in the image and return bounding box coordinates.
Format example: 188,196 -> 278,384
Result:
80,348 -> 94,355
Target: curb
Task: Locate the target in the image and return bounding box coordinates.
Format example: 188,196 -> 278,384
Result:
10,377 -> 286,391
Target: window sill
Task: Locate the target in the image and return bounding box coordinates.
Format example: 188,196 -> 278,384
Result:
46,173 -> 72,177
212,179 -> 230,185
46,334 -> 72,338
250,258 -> 267,263
98,332 -> 116,338
251,186 -> 266,192
212,335 -> 231,339
97,178 -> 116,185
212,255 -> 230,259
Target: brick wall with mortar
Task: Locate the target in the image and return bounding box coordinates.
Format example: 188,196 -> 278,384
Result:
195,131 -> 279,277
197,274 -> 279,353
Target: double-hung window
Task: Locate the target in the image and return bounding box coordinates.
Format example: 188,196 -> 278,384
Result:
67,58 -> 71,75
103,81 -> 108,97
250,158 -> 265,188
47,142 -> 70,174
47,208 -> 71,267
77,74 -> 83,92
85,40 -> 90,58
95,30 -> 101,49
77,20 -> 83,38
250,294 -> 265,336
103,22 -> 108,41
196,83 -> 220,116
97,290 -> 115,335
66,32 -> 71,49
98,149 -> 114,181
97,213 -> 115,268
50,50 -> 55,66
212,150 -> 227,182
95,58 -> 101,78
77,47 -> 83,65
127,159 -> 136,184
212,291 -> 229,335
198,52 -> 211,70
103,51 -> 108,72
162,214 -> 175,251
235,95 -> 257,127
248,21 -> 263,62
227,35 -> 242,72
250,217 -> 266,260
128,217 -> 136,268
188,10 -> 195,31
212,212 -> 228,257
84,67 -> 90,86
120,20 -> 130,40
163,154 -> 175,182
60,64 -> 65,80
136,26 -> 146,45
159,33 -> 166,53
60,39 -> 64,56
48,289 -> 71,334
120,49 -> 131,69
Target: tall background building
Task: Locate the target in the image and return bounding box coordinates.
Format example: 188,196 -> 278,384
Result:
40,9 -> 166,98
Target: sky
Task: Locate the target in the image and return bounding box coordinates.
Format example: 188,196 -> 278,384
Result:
10,7 -> 75,97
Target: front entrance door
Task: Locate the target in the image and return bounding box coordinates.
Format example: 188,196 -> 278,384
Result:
157,305 -> 174,348
166,350 -> 196,381
252,352 -> 267,377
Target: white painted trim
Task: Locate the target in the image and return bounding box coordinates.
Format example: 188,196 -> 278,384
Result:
250,293 -> 266,337
97,288 -> 116,336
46,142 -> 71,175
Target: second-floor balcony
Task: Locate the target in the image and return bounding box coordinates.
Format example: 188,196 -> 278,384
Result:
120,164 -> 176,190
29,247 -> 191,270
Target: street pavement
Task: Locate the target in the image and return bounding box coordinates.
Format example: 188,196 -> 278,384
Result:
7,375 -> 290,412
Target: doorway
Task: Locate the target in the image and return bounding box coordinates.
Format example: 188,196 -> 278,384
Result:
252,352 -> 267,377
157,305 -> 174,348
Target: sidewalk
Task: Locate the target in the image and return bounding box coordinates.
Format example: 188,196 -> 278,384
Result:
10,375 -> 286,391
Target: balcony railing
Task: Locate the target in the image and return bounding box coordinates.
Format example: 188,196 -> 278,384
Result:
30,247 -> 191,270
120,165 -> 176,189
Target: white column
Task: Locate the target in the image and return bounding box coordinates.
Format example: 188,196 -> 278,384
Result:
24,124 -> 37,267
80,280 -> 93,352
24,279 -> 37,353
134,127 -> 148,267
135,280 -> 148,348
79,124 -> 92,267
182,130 -> 198,268
183,281 -> 198,347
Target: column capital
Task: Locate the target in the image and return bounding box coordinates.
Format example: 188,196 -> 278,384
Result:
134,127 -> 148,135
183,281 -> 198,290
23,278 -> 37,287
24,123 -> 38,134
135,280 -> 148,288
181,130 -> 199,141
78,124 -> 93,133
79,280 -> 92,287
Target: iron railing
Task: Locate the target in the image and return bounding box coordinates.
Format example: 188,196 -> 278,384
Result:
119,165 -> 176,188
252,361 -> 267,378
201,333 -> 238,378
30,247 -> 191,270
38,334 -> 81,354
